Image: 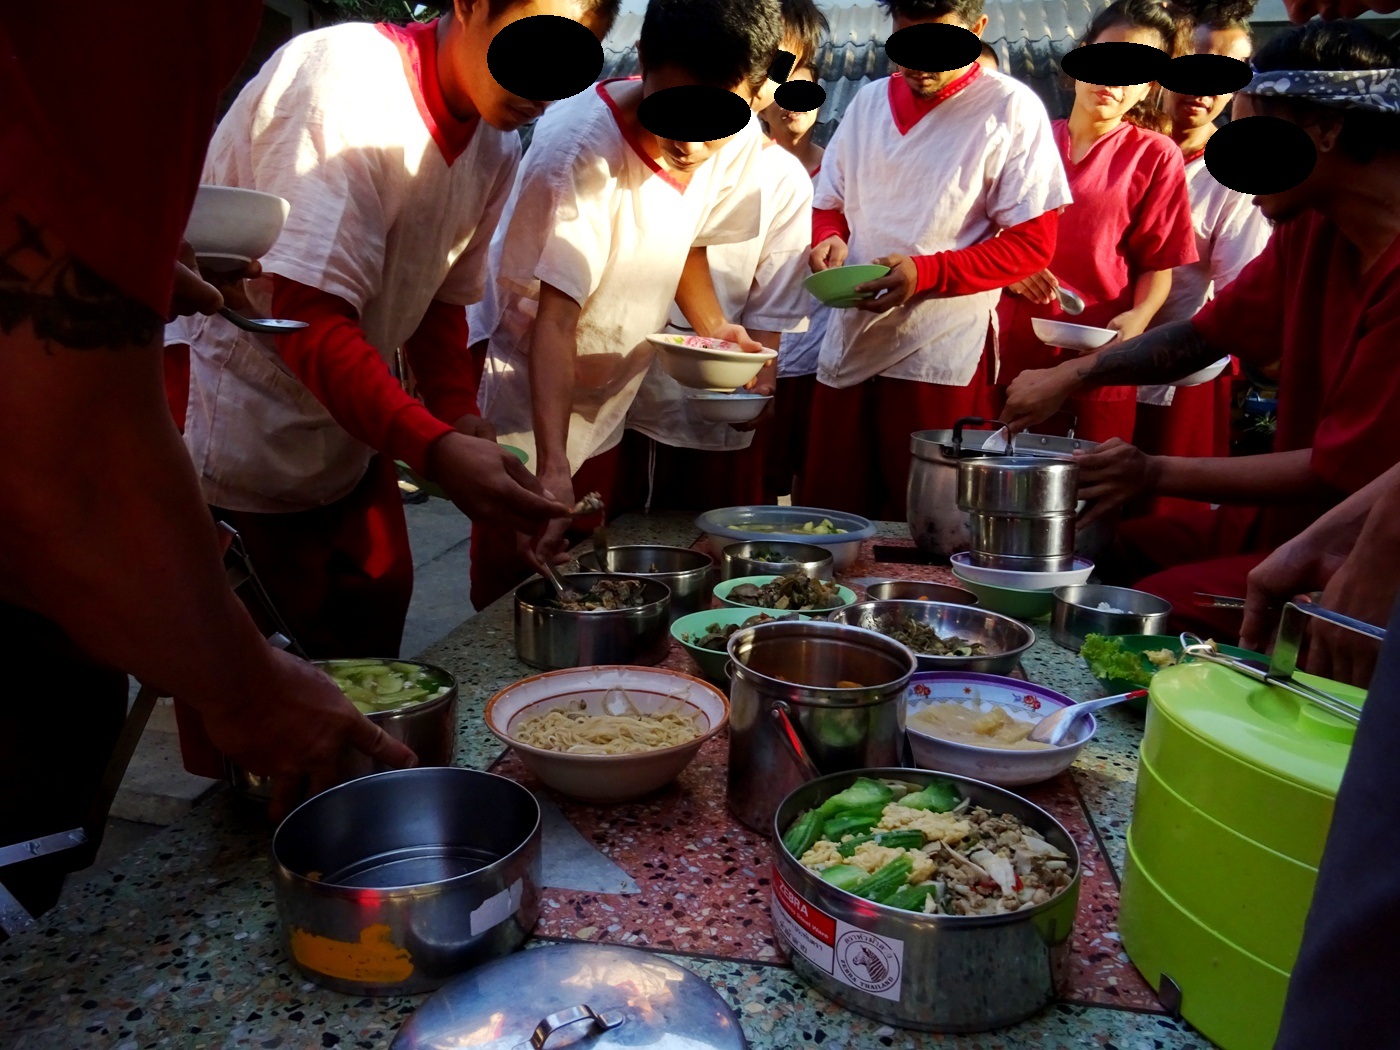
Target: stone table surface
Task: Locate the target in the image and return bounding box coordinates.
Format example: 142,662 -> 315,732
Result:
0,513 -> 1214,1050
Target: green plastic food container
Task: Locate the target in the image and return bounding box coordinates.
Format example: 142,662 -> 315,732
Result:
1119,660 -> 1365,1050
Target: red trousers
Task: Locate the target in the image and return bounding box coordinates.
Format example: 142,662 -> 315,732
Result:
616,429 -> 766,513
1134,376 -> 1233,519
796,368 -> 995,522
469,445 -> 626,612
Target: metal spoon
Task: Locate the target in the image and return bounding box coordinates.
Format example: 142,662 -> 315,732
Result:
219,306 -> 310,334
542,560 -> 582,604
1056,286 -> 1086,316
1028,689 -> 1148,746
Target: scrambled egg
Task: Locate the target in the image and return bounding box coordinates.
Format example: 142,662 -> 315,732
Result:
798,840 -> 844,870
875,805 -> 972,844
1144,648 -> 1178,669
849,842 -> 936,884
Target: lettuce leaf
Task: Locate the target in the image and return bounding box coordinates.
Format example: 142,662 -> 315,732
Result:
1080,634 -> 1153,688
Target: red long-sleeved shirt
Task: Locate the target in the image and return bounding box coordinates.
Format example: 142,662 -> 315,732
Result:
812,208 -> 1059,297
268,276 -> 479,477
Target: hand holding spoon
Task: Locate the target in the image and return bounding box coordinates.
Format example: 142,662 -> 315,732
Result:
219,306 -> 310,334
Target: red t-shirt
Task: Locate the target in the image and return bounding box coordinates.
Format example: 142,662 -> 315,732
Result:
1192,211 -> 1400,541
998,120 -> 1197,382
0,2 -> 264,316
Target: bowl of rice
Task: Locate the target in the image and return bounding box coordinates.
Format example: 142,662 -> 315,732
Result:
484,666 -> 729,803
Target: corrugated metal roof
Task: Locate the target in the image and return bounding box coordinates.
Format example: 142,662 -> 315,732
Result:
598,0 -> 1091,143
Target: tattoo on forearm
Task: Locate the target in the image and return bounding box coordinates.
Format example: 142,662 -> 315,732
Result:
1078,322 -> 1221,387
0,213 -> 161,350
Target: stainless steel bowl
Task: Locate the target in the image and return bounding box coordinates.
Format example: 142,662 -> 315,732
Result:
230,659 -> 459,803
577,545 -> 714,622
772,767 -> 1080,1032
720,540 -> 834,583
863,580 -> 978,606
272,767 -> 541,996
967,511 -> 1075,565
1051,584 -> 1172,652
968,550 -> 1077,573
826,600 -> 1034,674
956,456 -> 1079,517
514,573 -> 671,670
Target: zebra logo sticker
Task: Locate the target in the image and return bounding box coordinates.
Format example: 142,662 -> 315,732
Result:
835,930 -> 901,997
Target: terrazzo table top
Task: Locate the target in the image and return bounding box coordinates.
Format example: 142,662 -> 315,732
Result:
0,514 -> 1213,1049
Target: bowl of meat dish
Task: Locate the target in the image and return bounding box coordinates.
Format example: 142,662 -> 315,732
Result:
720,540 -> 834,582
484,665 -> 730,803
671,608 -> 813,684
514,574 -> 671,671
772,769 -> 1080,1030
901,672 -> 1093,786
713,573 -> 857,613
648,333 -> 777,393
827,600 -> 1034,675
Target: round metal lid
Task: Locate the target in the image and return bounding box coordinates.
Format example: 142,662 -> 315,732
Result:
390,943 -> 747,1050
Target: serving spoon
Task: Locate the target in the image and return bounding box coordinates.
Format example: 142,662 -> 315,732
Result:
1056,286 -> 1086,316
1028,689 -> 1148,746
218,306 -> 310,334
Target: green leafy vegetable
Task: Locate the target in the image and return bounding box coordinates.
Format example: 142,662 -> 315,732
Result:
1080,634 -> 1152,688
814,778 -> 894,823
819,865 -> 866,891
821,808 -> 886,841
900,779 -> 961,813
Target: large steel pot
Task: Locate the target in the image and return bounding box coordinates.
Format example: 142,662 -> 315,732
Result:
956,456 -> 1079,518
230,658 -> 459,803
272,767 -> 541,996
966,512 -> 1077,571
514,574 -> 671,670
908,425 -> 1114,562
771,768 -> 1080,1032
725,621 -> 915,833
577,545 -> 714,623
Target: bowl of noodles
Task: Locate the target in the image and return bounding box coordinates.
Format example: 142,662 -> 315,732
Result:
484,666 -> 730,803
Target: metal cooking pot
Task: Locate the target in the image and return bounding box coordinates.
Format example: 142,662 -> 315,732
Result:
720,540 -> 834,583
966,512 -> 1077,570
957,456 -> 1078,518
725,621 -> 916,833
230,659 -> 459,804
771,768 -> 1080,1032
272,767 -> 541,996
577,545 -> 714,623
514,574 -> 671,670
908,422 -> 1115,562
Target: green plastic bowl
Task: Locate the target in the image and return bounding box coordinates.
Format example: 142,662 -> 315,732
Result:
802,264 -> 891,308
501,444 -> 529,465
950,571 -> 1056,621
712,575 -> 857,613
1083,634 -> 1268,712
671,609 -> 813,684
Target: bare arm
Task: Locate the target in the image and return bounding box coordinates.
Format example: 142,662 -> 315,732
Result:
526,282 -> 585,564
1151,449 -> 1335,504
1108,269 -> 1173,343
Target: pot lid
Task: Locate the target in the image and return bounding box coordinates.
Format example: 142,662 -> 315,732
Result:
910,428 -> 1096,460
1149,661 -> 1367,797
390,943 -> 747,1050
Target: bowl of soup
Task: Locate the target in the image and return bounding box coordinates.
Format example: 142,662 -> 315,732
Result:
902,671 -> 1094,786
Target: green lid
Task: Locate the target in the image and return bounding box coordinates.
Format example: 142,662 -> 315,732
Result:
1149,661 -> 1366,798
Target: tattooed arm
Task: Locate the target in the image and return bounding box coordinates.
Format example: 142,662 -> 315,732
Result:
1002,322 -> 1222,433
0,196 -> 412,818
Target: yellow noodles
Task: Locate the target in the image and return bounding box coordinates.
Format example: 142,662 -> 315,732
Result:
513,704 -> 700,755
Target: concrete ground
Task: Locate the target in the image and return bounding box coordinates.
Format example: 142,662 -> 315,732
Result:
70,495 -> 475,884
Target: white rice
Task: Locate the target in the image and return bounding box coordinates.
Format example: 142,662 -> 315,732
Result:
1095,602 -> 1127,613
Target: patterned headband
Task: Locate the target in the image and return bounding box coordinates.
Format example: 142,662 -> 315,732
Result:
1242,67 -> 1400,114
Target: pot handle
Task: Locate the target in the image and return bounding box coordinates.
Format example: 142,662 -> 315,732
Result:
950,416 -> 1012,458
770,701 -> 823,782
531,1004 -> 624,1049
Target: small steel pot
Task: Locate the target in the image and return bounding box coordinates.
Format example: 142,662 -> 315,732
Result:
577,545 -> 714,622
772,768 -> 1080,1032
230,659 -> 459,803
725,621 -> 915,833
863,581 -> 978,606
272,767 -> 541,996
1051,585 -> 1172,652
957,456 -> 1079,518
721,540 -> 834,583
967,511 -> 1076,564
514,574 -> 671,671
826,600 -> 1034,674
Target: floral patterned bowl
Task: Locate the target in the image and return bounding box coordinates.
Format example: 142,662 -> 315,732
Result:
901,671 -> 1093,787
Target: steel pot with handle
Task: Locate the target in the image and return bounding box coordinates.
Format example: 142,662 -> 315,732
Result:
908,419 -> 1115,562
725,620 -> 916,833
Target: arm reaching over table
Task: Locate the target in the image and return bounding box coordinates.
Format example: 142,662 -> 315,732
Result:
1003,321 -> 1221,433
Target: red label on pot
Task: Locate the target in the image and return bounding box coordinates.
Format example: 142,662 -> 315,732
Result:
773,869 -> 836,945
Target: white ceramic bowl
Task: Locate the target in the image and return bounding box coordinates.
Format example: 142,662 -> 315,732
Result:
687,392 -> 772,424
484,665 -> 728,803
649,334 -> 777,393
183,186 -> 290,269
950,552 -> 1094,591
696,506 -> 875,571
902,671 -> 1094,786
1172,356 -> 1231,387
1031,318 -> 1117,352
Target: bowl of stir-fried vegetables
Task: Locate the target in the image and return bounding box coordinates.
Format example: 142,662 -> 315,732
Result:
671,608 -> 812,683
714,573 -> 857,613
827,600 -> 1034,675
771,768 -> 1080,1031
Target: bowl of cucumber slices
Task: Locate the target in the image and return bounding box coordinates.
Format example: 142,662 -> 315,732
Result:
229,659 -> 459,802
